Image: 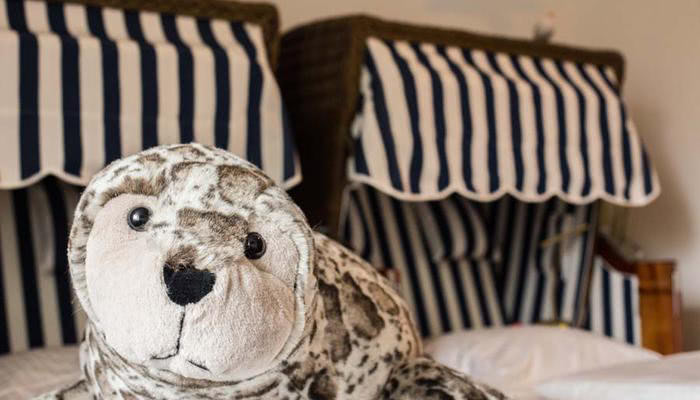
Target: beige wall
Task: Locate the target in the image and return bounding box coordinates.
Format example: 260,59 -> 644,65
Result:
264,0 -> 700,348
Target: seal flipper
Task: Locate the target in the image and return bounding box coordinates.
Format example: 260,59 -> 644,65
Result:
380,357 -> 508,400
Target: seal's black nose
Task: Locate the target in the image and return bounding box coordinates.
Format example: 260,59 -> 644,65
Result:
163,264 -> 216,306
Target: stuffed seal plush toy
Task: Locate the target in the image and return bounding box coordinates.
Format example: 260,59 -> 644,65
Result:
39,143 -> 506,400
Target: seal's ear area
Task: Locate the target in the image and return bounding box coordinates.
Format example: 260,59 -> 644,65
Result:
248,186 -> 318,362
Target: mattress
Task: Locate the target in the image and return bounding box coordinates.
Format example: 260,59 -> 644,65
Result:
2,345 -> 697,399
0,345 -> 79,399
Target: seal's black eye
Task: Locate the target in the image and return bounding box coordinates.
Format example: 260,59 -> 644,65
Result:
244,232 -> 266,260
127,207 -> 150,231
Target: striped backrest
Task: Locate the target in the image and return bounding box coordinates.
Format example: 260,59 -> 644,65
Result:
0,178 -> 86,354
0,0 -> 299,189
349,37 -> 659,206
584,256 -> 641,345
341,184 -> 504,337
487,196 -> 597,325
487,197 -> 641,345
341,186 -> 642,345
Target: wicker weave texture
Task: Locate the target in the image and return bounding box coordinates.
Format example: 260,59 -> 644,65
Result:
45,0 -> 280,67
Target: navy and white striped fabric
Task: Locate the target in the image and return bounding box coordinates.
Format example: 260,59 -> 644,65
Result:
341,187 -> 642,345
0,0 -> 300,189
584,256 -> 642,346
350,37 -> 659,206
341,36 -> 648,345
340,184 -> 504,338
0,177 -> 86,354
487,196 -> 598,325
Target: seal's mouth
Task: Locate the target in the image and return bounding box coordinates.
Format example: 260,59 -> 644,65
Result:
187,360 -> 210,372
151,311 -> 186,361
149,310 -> 212,373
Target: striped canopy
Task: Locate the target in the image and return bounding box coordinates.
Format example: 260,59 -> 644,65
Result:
0,0 -> 300,189
350,37 -> 659,206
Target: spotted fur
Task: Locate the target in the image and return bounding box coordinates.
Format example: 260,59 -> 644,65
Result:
36,144 -> 507,400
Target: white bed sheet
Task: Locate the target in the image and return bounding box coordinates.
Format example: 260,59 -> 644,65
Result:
424,326 -> 660,399
0,346 -> 80,400
536,351 -> 700,400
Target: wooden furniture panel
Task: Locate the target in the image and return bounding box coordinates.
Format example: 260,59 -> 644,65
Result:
596,236 -> 681,354
637,261 -> 682,354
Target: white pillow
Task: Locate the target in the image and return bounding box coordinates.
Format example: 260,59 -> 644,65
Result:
424,325 -> 659,398
536,351 -> 700,400
0,346 -> 80,400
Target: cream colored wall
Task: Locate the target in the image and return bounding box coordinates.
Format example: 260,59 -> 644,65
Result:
264,0 -> 700,349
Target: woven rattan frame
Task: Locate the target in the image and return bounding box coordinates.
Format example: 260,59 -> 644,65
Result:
43,0 -> 280,67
